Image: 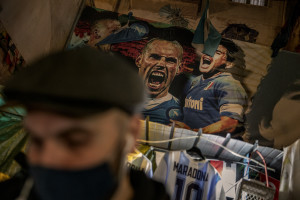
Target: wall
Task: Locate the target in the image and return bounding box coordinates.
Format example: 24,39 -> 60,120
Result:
0,0 -> 287,63
0,0 -> 84,63
94,0 -> 286,46
210,0 -> 286,46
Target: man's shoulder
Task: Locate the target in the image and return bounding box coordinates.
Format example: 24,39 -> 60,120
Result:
214,72 -> 234,81
169,94 -> 180,104
130,169 -> 169,200
190,75 -> 202,84
213,73 -> 243,87
153,94 -> 180,106
187,75 -> 202,90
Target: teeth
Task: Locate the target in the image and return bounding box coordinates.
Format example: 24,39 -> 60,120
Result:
149,83 -> 160,87
152,72 -> 164,77
204,58 -> 210,61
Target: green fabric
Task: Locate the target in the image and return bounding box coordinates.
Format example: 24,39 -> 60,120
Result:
0,87 -> 28,176
204,21 -> 222,57
0,119 -> 28,176
192,0 -> 209,45
192,0 -> 222,57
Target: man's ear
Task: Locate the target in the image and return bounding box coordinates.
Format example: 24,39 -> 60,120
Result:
135,54 -> 142,68
225,61 -> 233,69
176,62 -> 182,75
128,114 -> 142,151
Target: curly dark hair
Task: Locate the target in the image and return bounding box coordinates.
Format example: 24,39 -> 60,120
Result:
219,38 -> 246,70
217,38 -> 249,95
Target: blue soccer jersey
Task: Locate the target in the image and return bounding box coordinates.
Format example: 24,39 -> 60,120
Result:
143,93 -> 183,125
183,73 -> 247,129
153,151 -> 225,200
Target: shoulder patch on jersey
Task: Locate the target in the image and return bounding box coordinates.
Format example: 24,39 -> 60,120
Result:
167,108 -> 182,120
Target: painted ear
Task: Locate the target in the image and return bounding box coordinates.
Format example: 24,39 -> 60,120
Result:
135,55 -> 142,68
225,61 -> 233,69
176,62 -> 183,75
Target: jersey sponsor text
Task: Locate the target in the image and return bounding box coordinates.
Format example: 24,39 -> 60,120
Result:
184,97 -> 204,111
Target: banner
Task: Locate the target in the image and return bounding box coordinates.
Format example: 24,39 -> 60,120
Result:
67,6 -> 287,148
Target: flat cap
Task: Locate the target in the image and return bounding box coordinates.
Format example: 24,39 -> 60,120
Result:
3,47 -> 145,116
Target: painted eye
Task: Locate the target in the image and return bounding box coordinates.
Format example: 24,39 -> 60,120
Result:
290,94 -> 300,100
149,54 -> 161,60
165,57 -> 177,64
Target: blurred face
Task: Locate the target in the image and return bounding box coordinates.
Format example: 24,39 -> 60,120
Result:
199,45 -> 228,73
89,19 -> 121,44
260,81 -> 300,148
24,109 -> 135,170
137,40 -> 181,98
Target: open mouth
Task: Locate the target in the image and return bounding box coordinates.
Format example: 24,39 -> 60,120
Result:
147,71 -> 166,90
202,57 -> 211,65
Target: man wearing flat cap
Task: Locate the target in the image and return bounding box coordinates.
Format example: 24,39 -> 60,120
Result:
1,47 -> 169,200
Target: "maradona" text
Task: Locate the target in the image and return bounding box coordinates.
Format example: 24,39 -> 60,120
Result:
173,161 -> 208,181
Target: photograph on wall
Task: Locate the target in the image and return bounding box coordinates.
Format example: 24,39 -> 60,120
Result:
67,6 -> 284,148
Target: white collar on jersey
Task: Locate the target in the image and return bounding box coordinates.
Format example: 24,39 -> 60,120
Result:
145,93 -> 174,109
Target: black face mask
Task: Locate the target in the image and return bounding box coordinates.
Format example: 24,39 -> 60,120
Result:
30,163 -> 118,200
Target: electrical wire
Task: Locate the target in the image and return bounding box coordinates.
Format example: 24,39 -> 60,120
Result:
244,150 -> 270,187
255,150 -> 269,187
137,136 -> 199,144
137,135 -> 275,172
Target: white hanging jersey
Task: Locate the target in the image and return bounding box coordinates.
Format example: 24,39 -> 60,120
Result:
127,149 -> 153,178
153,151 -> 225,200
210,161 -> 238,199
279,139 -> 300,199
